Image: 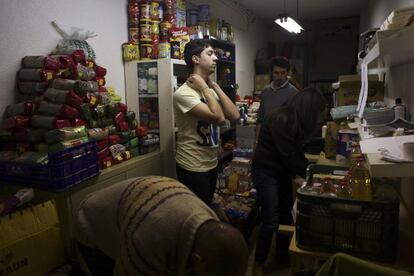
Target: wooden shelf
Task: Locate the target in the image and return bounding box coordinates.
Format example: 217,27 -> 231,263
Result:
363,26 -> 414,67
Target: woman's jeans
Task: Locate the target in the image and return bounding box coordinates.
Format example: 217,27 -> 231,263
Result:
252,167 -> 293,263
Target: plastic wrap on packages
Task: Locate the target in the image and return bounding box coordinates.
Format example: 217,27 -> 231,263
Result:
51,20 -> 97,60
28,128 -> 47,143
5,101 -> 38,117
76,63 -> 95,81
87,128 -> 109,141
45,126 -> 88,144
22,56 -> 60,71
74,80 -> 98,96
18,81 -> 48,95
38,101 -> 64,116
18,68 -> 56,81
3,115 -> 31,130
44,88 -> 70,104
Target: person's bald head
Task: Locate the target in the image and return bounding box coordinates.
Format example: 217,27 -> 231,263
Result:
191,220 -> 249,276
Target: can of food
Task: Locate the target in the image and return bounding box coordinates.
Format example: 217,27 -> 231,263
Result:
170,41 -> 181,59
158,42 -> 171,58
128,27 -> 139,43
128,1 -> 140,26
140,23 -> 152,41
140,44 -> 153,60
150,1 -> 160,20
160,21 -> 172,42
123,43 -> 139,61
140,3 -> 150,21
152,20 -> 160,35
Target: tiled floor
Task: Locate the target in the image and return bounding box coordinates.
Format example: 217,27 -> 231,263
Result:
245,202 -> 414,276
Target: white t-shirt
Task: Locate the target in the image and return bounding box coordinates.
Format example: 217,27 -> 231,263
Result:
173,83 -> 220,172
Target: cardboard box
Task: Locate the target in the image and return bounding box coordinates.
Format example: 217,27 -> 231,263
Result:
337,75 -> 384,106
0,201 -> 65,276
254,74 -> 271,92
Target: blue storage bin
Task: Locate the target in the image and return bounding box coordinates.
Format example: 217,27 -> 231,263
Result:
0,140 -> 99,191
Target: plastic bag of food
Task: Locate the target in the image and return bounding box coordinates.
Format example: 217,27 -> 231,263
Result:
50,78 -> 76,90
97,139 -> 109,151
3,116 -> 30,130
31,115 -> 56,129
22,56 -> 60,71
18,69 -> 56,81
71,118 -> 87,127
55,119 -> 71,129
74,80 -> 98,96
17,81 -> 48,95
77,63 -> 96,80
118,121 -> 129,131
38,101 -> 64,116
44,88 -> 70,104
0,151 -> 18,161
94,65 -> 107,77
51,20 -> 97,60
45,125 -> 87,144
28,128 -> 47,143
79,103 -> 92,121
87,128 -> 109,141
63,105 -> 79,119
109,144 -> 126,159
5,101 -> 38,117
11,129 -> 29,142
66,91 -> 84,108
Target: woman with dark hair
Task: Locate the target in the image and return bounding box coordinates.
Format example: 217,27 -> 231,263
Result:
252,87 -> 326,270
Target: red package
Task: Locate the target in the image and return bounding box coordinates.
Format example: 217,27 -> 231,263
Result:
108,134 -> 121,145
100,156 -> 112,169
94,77 -> 106,86
118,121 -> 129,131
98,86 -> 107,92
63,105 -> 79,119
114,112 -> 125,125
43,56 -> 60,71
98,147 -> 110,160
86,93 -> 99,107
122,150 -> 132,160
97,139 -> 109,151
72,50 -> 86,65
94,65 -> 107,77
12,129 -> 29,142
112,154 -> 124,165
55,119 -> 71,129
119,103 -> 128,113
16,143 -> 32,153
86,59 -> 95,68
66,91 -> 84,108
3,116 -> 30,130
72,118 -> 87,127
59,55 -> 75,68
136,126 -> 148,137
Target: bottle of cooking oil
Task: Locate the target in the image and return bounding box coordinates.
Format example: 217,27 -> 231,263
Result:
227,172 -> 239,194
337,179 -> 352,198
349,142 -> 362,168
351,156 -> 372,200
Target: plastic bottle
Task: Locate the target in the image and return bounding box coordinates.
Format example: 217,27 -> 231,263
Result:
337,179 -> 352,198
393,98 -> 407,120
351,156 -> 372,200
349,143 -> 362,168
227,172 -> 239,194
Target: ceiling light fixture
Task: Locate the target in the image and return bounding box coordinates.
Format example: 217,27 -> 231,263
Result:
275,0 -> 304,34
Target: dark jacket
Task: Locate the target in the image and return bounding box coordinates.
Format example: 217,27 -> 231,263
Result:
253,107 -> 308,180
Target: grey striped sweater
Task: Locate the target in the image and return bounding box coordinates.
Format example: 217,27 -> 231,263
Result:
75,176 -> 218,276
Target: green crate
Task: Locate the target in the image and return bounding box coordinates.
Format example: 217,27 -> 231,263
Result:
296,164 -> 400,262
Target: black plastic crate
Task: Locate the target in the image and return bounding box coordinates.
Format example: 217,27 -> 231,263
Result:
296,164 -> 400,262
0,140 -> 99,191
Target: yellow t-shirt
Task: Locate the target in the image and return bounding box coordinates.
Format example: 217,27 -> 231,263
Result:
173,83 -> 220,172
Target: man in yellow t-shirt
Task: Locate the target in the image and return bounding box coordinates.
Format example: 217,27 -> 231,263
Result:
174,39 -> 240,204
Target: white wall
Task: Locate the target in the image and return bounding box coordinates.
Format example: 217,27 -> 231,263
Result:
361,0 -> 414,218
0,0 -> 267,119
0,0 -> 128,117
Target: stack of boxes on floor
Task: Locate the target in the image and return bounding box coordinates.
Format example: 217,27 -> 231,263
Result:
0,46 -> 155,171
214,140 -> 255,224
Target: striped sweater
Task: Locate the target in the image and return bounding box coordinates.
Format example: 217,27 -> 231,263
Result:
75,176 -> 219,276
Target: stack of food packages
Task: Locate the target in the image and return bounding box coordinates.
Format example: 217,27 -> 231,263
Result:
123,0 -> 190,61
0,49 -> 154,170
214,157 -> 255,222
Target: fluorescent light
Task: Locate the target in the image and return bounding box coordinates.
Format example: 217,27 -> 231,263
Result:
275,16 -> 304,34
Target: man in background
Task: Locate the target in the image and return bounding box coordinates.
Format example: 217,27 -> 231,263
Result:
255,56 -> 298,143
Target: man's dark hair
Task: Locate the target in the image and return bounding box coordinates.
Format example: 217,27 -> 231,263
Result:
270,56 -> 290,72
184,39 -> 212,73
